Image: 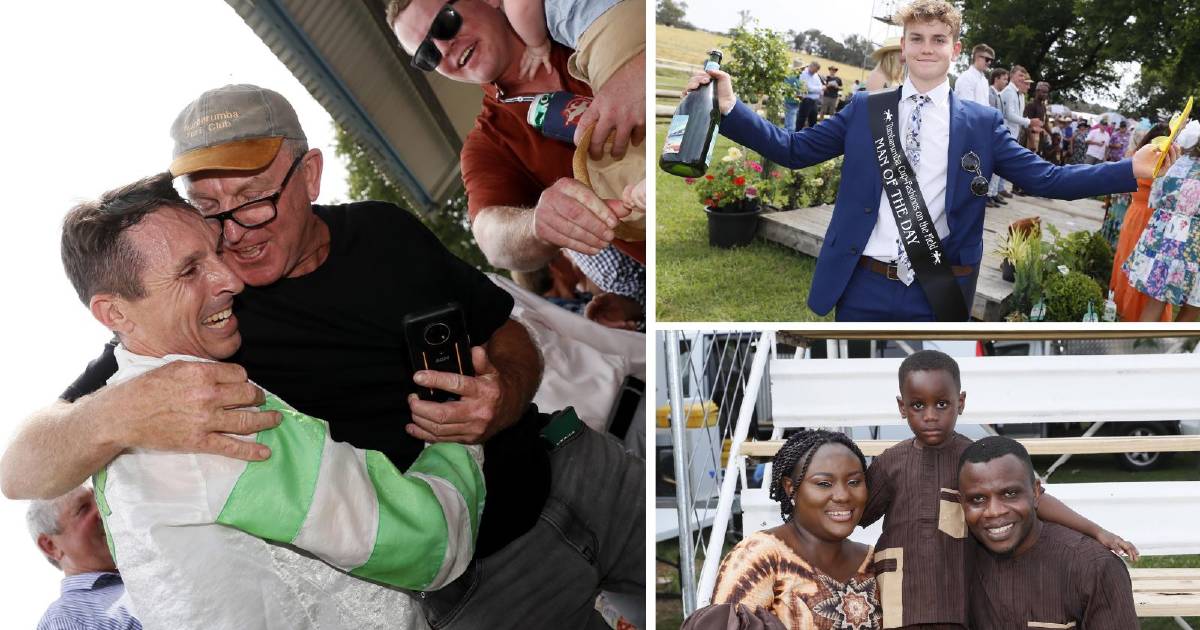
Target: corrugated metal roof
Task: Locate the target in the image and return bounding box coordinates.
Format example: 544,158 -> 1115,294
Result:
225,0 -> 485,211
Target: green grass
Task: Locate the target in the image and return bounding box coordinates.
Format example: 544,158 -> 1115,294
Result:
654,123 -> 833,322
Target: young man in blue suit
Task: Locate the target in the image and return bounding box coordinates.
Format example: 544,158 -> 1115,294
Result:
685,0 -> 1179,321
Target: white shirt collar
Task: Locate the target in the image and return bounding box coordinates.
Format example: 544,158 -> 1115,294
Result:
902,76 -> 950,107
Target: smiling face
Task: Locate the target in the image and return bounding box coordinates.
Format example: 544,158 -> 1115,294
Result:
897,368 -> 964,448
959,454 -> 1042,556
782,443 -> 868,542
38,487 -> 114,575
105,207 -> 244,360
390,0 -> 515,84
186,146 -> 325,287
900,19 -> 961,90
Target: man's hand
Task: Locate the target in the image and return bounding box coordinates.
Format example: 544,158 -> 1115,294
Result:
585,293 -> 642,330
406,347 -> 505,444
1096,529 -> 1140,562
574,50 -> 645,160
1132,141 -> 1182,179
116,361 -> 280,460
684,68 -> 737,116
534,178 -> 631,255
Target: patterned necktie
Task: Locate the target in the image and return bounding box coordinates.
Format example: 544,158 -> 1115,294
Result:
906,94 -> 931,166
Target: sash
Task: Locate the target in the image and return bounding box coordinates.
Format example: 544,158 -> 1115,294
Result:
867,88 -> 968,322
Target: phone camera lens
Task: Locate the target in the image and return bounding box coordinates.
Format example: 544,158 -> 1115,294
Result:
424,322 -> 451,346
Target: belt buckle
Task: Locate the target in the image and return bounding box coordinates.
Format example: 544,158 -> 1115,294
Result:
885,263 -> 899,281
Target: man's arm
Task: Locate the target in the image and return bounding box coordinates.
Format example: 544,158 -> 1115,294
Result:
1,362 -> 277,499
686,68 -> 850,170
407,318 -> 543,444
471,180 -> 631,271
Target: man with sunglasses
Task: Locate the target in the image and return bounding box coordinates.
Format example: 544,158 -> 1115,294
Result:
953,43 -> 993,107
684,0 -> 1180,321
4,84 -> 644,628
387,0 -> 647,287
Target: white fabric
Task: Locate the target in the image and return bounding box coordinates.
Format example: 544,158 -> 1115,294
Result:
999,83 -> 1029,139
1086,128 -> 1111,160
409,472 -> 474,589
291,440 -> 376,569
863,77 -> 953,260
954,65 -> 991,106
800,69 -> 824,100
490,273 -> 644,441
102,348 -> 429,630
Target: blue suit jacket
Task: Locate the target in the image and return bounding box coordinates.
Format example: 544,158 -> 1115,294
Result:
719,90 -> 1138,316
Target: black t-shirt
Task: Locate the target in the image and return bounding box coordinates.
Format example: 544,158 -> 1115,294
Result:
823,75 -> 843,98
63,201 -> 549,558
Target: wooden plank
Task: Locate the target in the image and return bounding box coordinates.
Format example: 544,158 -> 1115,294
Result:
1131,580 -> 1200,592
756,194 -> 1107,321
1131,569 -> 1200,581
739,435 -> 1200,458
1135,592 -> 1200,617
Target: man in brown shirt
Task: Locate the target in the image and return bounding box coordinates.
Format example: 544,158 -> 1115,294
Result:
959,436 -> 1139,629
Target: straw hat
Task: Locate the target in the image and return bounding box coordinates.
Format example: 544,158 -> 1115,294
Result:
871,37 -> 902,61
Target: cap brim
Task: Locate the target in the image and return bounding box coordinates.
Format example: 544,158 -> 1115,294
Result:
169,137 -> 284,177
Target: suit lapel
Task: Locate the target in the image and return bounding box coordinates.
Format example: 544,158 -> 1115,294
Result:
946,90 -> 968,232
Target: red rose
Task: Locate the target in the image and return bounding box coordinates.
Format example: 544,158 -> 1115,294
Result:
734,176 -> 746,186
705,174 -> 714,180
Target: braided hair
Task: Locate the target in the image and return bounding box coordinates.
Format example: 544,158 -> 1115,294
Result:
768,429 -> 868,522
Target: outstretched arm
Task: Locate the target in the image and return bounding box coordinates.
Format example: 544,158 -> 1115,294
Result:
1037,492 -> 1139,561
2,361 -> 277,500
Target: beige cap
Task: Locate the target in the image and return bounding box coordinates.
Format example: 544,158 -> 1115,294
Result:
169,84 -> 306,177
871,37 -> 903,61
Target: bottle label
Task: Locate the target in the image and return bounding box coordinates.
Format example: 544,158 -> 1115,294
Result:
663,114 -> 689,154
528,91 -> 592,145
704,60 -> 720,72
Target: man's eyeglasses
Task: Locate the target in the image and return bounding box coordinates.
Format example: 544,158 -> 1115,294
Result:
200,155 -> 305,232
980,56 -> 994,65
411,0 -> 462,72
961,151 -> 990,197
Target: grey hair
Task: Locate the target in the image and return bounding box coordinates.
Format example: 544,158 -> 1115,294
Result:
27,485 -> 90,570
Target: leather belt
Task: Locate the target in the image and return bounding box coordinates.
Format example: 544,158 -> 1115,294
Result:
859,256 -> 974,281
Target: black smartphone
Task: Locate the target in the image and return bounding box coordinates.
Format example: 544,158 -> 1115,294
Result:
403,303 -> 474,402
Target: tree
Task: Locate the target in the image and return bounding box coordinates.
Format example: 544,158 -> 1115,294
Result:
842,34 -> 876,67
656,0 -> 692,28
736,9 -> 752,30
1120,6 -> 1200,119
960,0 -> 1177,104
332,125 -> 493,272
724,26 -> 792,124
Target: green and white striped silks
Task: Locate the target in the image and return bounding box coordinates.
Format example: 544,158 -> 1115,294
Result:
96,348 -> 484,629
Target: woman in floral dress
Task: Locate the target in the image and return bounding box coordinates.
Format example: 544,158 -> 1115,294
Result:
682,431 -> 881,630
1124,146 -> 1200,321
1069,121 -> 1091,164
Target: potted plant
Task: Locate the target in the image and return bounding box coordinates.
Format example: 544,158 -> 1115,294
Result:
687,147 -> 784,248
995,217 -> 1042,282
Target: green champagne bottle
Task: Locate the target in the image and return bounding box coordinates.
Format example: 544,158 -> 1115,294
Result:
660,50 -> 723,178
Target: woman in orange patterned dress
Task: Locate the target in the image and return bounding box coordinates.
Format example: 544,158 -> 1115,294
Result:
1111,123 -> 1173,321
683,430 -> 881,630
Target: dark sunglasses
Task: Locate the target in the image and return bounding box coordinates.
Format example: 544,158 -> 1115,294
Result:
981,56 -> 994,65
411,0 -> 462,72
961,151 -> 990,197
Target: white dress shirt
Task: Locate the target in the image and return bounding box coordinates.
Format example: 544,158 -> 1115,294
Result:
954,65 -> 991,106
864,77 -> 953,260
800,69 -> 824,100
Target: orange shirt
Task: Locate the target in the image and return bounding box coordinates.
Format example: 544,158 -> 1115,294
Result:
460,44 -> 644,265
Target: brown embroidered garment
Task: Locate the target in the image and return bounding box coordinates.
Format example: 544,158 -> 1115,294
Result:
968,522 -> 1138,630
711,531 -> 882,630
861,434 -> 974,628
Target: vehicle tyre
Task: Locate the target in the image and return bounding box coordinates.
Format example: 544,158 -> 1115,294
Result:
1113,423 -> 1176,472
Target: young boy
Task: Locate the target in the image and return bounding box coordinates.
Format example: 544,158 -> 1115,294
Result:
860,350 -> 1137,629
684,0 -> 1179,321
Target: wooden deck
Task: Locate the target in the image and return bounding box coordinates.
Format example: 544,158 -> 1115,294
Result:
758,194 -> 1107,321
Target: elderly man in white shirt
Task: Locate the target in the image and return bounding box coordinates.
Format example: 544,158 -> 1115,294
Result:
953,43 -> 993,106
798,61 -> 824,129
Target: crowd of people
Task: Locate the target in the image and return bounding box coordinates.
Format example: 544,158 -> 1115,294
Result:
947,37 -> 1200,322
7,0 -> 648,628
683,350 -> 1141,629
